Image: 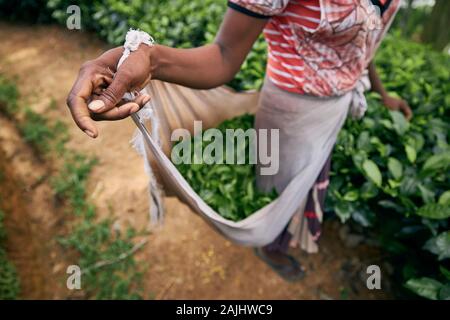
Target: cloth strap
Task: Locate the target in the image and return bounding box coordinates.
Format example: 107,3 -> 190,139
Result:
116,29 -> 165,225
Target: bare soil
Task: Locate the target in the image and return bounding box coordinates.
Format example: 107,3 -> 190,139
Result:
0,23 -> 391,299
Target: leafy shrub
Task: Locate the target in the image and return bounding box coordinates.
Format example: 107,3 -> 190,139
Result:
0,0 -> 52,23
174,114 -> 277,221
391,5 -> 433,40
329,35 -> 450,299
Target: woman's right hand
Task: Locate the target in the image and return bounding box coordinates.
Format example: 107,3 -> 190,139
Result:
66,45 -> 153,138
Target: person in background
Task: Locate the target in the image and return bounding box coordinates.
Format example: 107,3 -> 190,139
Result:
67,0 -> 412,281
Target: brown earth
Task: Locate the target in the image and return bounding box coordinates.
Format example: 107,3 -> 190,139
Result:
0,116 -> 69,299
0,23 -> 391,300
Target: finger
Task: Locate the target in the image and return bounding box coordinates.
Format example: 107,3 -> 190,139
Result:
67,94 -> 98,138
88,73 -> 129,113
92,94 -> 151,121
400,101 -> 413,121
89,93 -> 150,108
92,102 -> 140,121
67,73 -> 102,138
133,93 -> 151,107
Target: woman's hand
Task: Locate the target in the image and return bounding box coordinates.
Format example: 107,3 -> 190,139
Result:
66,45 -> 152,138
382,94 -> 413,121
67,8 -> 267,138
368,61 -> 413,121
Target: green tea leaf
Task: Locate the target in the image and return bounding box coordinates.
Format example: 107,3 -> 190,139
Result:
390,110 -> 409,135
334,202 -> 352,223
423,231 -> 450,261
387,157 -> 403,180
439,284 -> 450,300
440,266 -> 450,281
405,145 -> 417,164
362,159 -> 382,187
418,184 -> 435,204
439,191 -> 450,206
422,151 -> 450,172
360,181 -> 378,200
405,277 -> 443,300
416,203 -> 450,220
343,190 -> 359,202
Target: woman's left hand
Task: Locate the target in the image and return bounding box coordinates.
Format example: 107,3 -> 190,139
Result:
382,94 -> 413,121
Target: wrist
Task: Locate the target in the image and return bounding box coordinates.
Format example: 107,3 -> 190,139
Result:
95,46 -> 124,68
380,91 -> 389,101
141,43 -> 162,81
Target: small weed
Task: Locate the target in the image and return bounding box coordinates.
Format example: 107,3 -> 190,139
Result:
0,209 -> 21,300
0,75 -> 19,117
339,287 -> 349,300
19,108 -> 55,154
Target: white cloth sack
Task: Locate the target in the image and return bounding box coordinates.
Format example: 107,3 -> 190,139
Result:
130,79 -> 358,247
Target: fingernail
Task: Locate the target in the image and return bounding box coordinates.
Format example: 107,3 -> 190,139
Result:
84,129 -> 95,138
88,100 -> 105,111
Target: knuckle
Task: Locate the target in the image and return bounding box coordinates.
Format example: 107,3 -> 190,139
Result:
116,69 -> 133,84
80,60 -> 94,71
79,60 -> 99,75
101,88 -> 118,105
66,93 -> 76,107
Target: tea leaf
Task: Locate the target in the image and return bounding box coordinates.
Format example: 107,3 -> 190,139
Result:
362,159 -> 382,187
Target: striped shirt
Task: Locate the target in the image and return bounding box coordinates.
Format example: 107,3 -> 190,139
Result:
228,0 -> 400,97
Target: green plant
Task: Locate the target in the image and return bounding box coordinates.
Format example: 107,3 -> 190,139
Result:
19,108 -> 57,154
328,35 -> 450,299
0,75 -> 19,117
0,77 -> 21,299
0,209 -> 21,300
173,114 -> 277,221
51,148 -> 145,299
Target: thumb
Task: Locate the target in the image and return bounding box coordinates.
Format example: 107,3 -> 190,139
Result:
88,74 -> 129,113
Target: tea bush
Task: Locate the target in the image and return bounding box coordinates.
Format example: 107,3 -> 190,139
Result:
329,35 -> 450,299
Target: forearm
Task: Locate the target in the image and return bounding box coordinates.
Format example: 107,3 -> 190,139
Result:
148,8 -> 267,89
149,43 -> 240,89
368,61 -> 388,98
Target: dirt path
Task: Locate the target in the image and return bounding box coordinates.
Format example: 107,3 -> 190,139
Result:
0,23 -> 390,299
0,116 -> 70,299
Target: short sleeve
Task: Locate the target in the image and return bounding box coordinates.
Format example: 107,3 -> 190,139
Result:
227,0 -> 291,18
